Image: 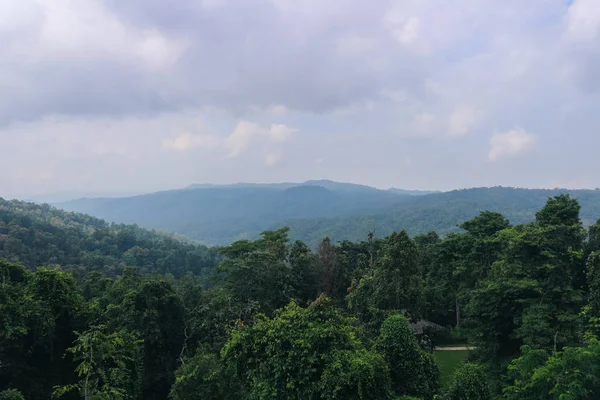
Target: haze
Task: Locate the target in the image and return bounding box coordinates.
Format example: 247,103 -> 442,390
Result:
2,0 -> 600,198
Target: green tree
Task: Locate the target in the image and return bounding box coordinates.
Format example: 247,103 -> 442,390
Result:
169,347 -> 243,400
587,251 -> 600,332
0,264 -> 84,399
218,229 -> 294,315
503,337 -> 600,400
117,280 -> 186,400
288,240 -> 320,303
0,389 -> 25,400
222,296 -> 391,399
348,231 -> 423,329
442,363 -> 491,400
53,325 -> 143,400
467,196 -> 586,363
376,314 -> 438,400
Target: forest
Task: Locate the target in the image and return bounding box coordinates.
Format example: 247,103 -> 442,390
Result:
1,193 -> 600,399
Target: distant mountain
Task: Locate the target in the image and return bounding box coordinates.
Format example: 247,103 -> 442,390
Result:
56,182 -> 407,245
3,190 -> 143,203
186,182 -> 299,190
185,180 -> 387,193
387,188 -> 440,196
55,184 -> 600,247
279,187 -> 600,245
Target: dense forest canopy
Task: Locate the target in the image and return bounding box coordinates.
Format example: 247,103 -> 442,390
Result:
0,198 -> 220,278
2,193 -> 600,399
55,183 -> 600,246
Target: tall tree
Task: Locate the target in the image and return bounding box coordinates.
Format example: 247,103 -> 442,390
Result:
53,325 -> 143,400
376,314 -> 439,400
348,231 -> 423,329
222,296 -> 391,400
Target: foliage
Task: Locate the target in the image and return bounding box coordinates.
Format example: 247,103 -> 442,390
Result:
441,363 -> 491,400
376,315 -> 439,400
503,337 -> 600,399
0,390 -> 25,400
348,231 -> 423,332
2,193 -> 600,399
169,346 -> 243,400
0,198 -> 219,278
222,296 -> 391,400
466,195 -> 586,364
53,325 -> 143,400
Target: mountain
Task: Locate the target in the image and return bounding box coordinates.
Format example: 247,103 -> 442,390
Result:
185,179 -> 386,193
387,188 -> 441,196
55,183 -> 600,247
56,181 -> 407,245
280,187 -> 600,245
0,197 -> 219,277
2,190 -> 143,203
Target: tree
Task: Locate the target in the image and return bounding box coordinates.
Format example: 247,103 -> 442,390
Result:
169,346 -> 243,400
53,325 -> 143,400
348,231 -> 423,329
118,280 -> 186,400
442,363 -> 491,400
218,229 -> 294,315
587,252 -> 600,332
0,390 -> 25,400
460,211 -> 510,238
317,237 -> 343,300
376,314 -> 438,400
222,296 -> 391,399
0,265 -> 84,399
467,196 -> 586,363
288,240 -> 320,303
503,337 -> 600,400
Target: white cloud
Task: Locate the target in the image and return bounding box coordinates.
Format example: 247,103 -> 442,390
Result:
269,124 -> 296,142
265,153 -> 281,166
392,16 -> 420,47
224,121 -> 295,158
162,133 -> 220,151
3,0 -> 600,193
34,0 -> 188,70
488,128 -> 537,161
448,107 -> 480,137
565,0 -> 600,43
224,121 -> 264,158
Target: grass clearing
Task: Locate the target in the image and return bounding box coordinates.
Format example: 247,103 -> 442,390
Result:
434,349 -> 471,389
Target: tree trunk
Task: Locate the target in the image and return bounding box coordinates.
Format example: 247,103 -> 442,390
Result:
456,297 -> 461,330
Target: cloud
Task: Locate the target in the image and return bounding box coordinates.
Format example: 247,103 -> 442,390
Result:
162,133 -> 220,151
224,121 -> 295,158
265,153 -> 281,166
2,0 -> 600,194
488,128 -> 537,162
448,107 -> 480,137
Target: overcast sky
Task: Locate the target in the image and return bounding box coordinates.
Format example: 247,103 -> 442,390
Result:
1,0 -> 599,197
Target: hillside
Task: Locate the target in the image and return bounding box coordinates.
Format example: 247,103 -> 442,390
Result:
0,198 -> 219,277
56,181 -> 407,245
55,183 -> 600,247
282,187 -> 600,245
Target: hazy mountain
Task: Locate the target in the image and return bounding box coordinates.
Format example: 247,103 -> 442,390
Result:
3,191 -> 145,204
55,183 -> 600,247
387,188 -> 441,196
56,181 -> 407,245
280,187 -> 600,245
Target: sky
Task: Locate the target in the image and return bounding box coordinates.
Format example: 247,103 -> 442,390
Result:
1,0 -> 600,197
